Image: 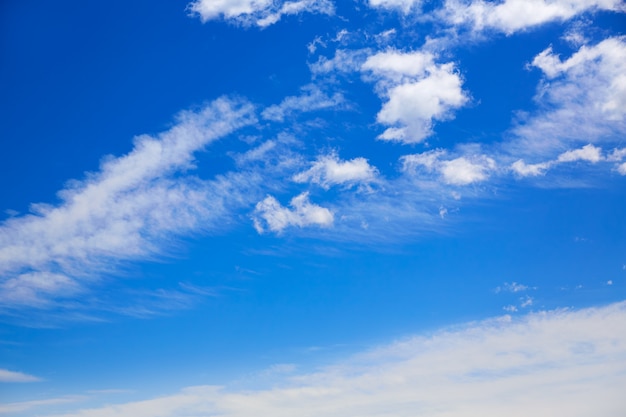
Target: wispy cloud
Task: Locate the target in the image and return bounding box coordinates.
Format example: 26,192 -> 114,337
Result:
0,368 -> 41,383
511,144 -> 604,177
293,152 -> 378,190
402,149 -> 496,185
0,396 -> 85,415
261,84 -> 345,122
187,0 -> 334,27
0,98 -> 256,312
41,301 -> 626,417
511,36 -> 626,156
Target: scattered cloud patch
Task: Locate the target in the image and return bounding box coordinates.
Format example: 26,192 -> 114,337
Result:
293,153 -> 378,189
496,281 -> 530,293
402,150 -> 496,185
253,192 -> 333,233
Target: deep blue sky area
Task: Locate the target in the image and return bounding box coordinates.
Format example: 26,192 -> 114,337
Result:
1,1 -> 625,416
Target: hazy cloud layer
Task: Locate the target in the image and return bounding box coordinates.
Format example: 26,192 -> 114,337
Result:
42,301 -> 626,417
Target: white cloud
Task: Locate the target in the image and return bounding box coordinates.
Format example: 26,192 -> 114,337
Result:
511,144 -> 604,177
41,301 -> 626,417
0,396 -> 84,414
617,162 -> 626,175
440,156 -> 495,185
520,295 -> 534,308
368,0 -> 421,12
261,85 -> 345,122
188,0 -> 334,27
309,49 -> 372,76
0,368 -> 41,383
557,144 -> 603,162
513,36 -> 626,155
293,153 -> 378,189
253,192 -> 334,233
607,147 -> 626,161
402,150 -> 496,185
0,98 -> 257,310
362,50 -> 468,143
440,0 -> 625,35
510,159 -> 553,177
496,282 -> 530,293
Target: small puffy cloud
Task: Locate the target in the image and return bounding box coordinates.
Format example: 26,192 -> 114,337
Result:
0,369 -> 41,383
261,85 -> 345,122
440,156 -> 495,185
293,153 -> 378,189
440,0 -> 625,35
362,50 -> 468,144
617,162 -> 626,175
253,192 -> 333,233
557,144 -> 603,163
188,0 -> 334,27
402,150 -> 496,185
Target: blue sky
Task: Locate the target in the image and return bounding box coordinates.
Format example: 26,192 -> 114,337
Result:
1,0 -> 626,415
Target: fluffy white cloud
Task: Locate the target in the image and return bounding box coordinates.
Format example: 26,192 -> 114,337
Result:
440,0 -> 625,35
0,98 -> 257,310
402,150 -> 496,185
253,192 -> 334,233
617,162 -> 626,175
0,369 -> 41,383
293,153 -> 378,189
188,0 -> 334,27
362,50 -> 468,143
261,85 -> 345,122
41,301 -> 626,417
513,36 -> 626,155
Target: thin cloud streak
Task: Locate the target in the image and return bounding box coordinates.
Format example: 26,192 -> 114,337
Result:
0,98 -> 256,311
